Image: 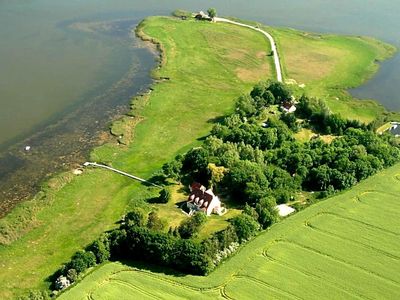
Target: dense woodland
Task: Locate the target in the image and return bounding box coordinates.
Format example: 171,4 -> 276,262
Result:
165,81 -> 399,200
50,81 -> 400,293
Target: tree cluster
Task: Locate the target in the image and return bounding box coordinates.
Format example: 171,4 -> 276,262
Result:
110,223 -> 212,275
53,233 -> 111,290
52,200 -> 272,281
236,80 -> 292,117
295,95 -> 369,135
107,208 -> 267,274
164,81 -> 400,200
49,81 -> 400,291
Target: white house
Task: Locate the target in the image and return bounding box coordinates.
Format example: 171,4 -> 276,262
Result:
185,183 -> 226,216
195,11 -> 212,21
281,100 -> 296,113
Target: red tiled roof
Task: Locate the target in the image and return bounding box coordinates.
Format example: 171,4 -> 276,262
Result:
282,101 -> 294,109
188,184 -> 214,209
190,182 -> 203,191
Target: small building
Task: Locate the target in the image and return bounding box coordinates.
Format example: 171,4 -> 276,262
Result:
281,100 -> 296,113
185,183 -> 226,216
195,11 -> 212,21
275,204 -> 295,217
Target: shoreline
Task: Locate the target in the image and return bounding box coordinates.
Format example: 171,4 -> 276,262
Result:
0,35 -> 155,218
216,17 -> 398,121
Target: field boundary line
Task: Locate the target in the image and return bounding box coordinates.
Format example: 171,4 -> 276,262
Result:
113,268 -> 224,292
110,279 -> 159,299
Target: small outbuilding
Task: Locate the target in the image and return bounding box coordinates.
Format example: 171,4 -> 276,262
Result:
275,204 -> 296,217
281,100 -> 296,113
195,11 -> 212,21
185,182 -> 226,216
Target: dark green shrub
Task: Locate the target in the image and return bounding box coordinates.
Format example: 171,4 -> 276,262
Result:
147,211 -> 166,231
87,234 -> 110,264
158,188 -> 170,203
230,214 -> 260,242
178,213 -> 207,239
68,251 -> 96,274
123,209 -> 146,228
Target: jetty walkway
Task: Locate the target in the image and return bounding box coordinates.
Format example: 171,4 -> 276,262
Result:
83,162 -> 162,188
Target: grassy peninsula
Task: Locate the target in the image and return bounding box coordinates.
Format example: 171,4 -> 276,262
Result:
0,15 -> 397,299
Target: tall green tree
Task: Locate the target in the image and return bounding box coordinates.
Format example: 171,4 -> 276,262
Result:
207,8 -> 217,18
230,214 -> 260,242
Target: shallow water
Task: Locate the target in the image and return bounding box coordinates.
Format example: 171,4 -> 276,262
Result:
1,0 -> 400,214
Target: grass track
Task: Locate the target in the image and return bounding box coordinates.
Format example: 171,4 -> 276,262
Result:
60,163 -> 400,299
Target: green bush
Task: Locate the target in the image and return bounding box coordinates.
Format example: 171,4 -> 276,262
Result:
158,188 -> 170,203
68,251 -> 96,274
66,268 -> 78,283
123,209 -> 146,228
147,211 -> 166,231
230,214 -> 260,242
178,213 -> 207,239
18,290 -> 50,300
87,234 -> 110,264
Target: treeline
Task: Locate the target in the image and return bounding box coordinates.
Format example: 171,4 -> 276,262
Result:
295,95 -> 369,135
164,80 -> 400,200
52,205 -> 269,287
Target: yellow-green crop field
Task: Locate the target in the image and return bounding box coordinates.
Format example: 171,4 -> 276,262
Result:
60,163 -> 400,299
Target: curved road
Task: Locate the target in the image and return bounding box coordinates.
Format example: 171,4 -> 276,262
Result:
214,17 -> 283,82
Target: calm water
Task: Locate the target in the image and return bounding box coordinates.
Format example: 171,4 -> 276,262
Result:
1,0 -> 399,214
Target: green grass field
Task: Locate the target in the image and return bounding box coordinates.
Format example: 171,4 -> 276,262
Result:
0,15 -> 397,299
60,162 -> 400,299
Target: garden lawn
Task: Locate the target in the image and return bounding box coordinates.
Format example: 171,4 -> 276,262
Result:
60,162 -> 400,300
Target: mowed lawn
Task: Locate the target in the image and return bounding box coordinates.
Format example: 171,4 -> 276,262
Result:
0,17 -> 273,299
60,162 -> 400,300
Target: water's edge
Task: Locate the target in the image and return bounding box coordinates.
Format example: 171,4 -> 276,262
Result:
0,20 -> 156,217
